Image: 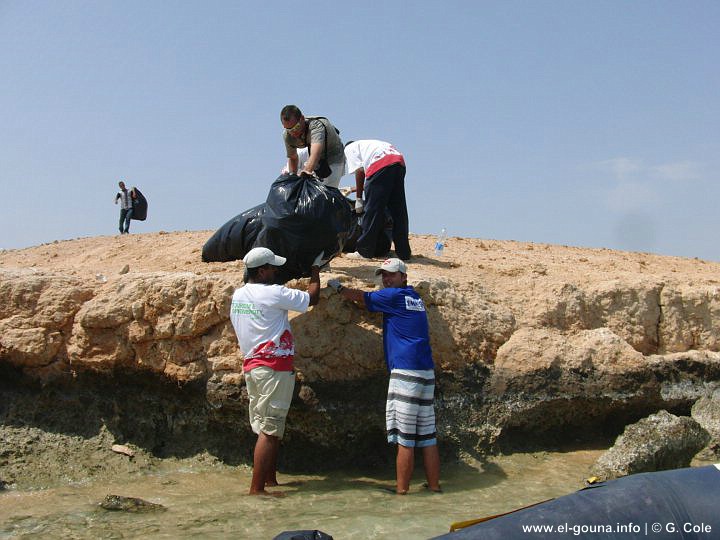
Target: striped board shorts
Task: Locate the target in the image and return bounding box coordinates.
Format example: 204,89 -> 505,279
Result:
386,369 -> 437,448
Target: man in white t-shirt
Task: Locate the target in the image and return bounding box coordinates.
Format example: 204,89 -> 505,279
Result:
344,140 -> 411,261
230,246 -> 325,496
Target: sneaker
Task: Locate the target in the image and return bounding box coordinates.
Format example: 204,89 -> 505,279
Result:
345,251 -> 372,260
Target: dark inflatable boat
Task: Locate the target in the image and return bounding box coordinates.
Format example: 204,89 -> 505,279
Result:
433,464 -> 720,539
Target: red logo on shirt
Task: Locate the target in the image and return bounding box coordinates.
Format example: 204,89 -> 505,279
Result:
278,330 -> 294,353
250,330 -> 294,359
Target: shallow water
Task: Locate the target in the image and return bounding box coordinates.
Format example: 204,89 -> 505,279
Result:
0,449 -> 603,539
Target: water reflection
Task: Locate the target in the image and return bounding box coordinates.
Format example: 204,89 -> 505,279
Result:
0,450 -> 602,539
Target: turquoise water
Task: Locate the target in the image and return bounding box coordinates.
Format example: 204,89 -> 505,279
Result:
0,450 -> 602,539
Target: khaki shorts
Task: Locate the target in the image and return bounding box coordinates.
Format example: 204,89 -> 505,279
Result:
245,366 -> 295,438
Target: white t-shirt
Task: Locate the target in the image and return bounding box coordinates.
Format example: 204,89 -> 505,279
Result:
117,189 -> 134,210
281,147 -> 309,174
230,283 -> 310,372
281,147 -> 348,188
344,140 -> 405,180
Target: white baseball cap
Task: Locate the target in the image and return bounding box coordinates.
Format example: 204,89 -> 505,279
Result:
375,257 -> 407,275
243,247 -> 286,269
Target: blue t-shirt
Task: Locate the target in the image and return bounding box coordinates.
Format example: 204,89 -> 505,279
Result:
363,286 -> 434,372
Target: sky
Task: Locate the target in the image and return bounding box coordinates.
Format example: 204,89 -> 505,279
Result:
1,1 -> 718,261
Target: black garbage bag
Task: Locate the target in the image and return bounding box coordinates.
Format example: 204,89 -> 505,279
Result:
257,174 -> 355,283
201,203 -> 267,262
340,196 -> 361,254
202,175 -> 356,283
131,188 -> 148,221
341,201 -> 392,257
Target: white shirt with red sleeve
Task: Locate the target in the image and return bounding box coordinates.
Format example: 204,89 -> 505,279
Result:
230,283 -> 310,372
344,140 -> 405,180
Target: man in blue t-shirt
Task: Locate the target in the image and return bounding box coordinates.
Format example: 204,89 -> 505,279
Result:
328,258 -> 441,495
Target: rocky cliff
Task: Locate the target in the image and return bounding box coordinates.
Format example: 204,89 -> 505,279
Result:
2,232 -> 720,471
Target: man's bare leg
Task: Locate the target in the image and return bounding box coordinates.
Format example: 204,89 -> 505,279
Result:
396,444 -> 414,494
249,432 -> 283,496
422,444 -> 441,492
264,435 -> 280,486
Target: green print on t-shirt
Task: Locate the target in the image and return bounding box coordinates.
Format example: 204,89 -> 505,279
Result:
231,302 -> 262,319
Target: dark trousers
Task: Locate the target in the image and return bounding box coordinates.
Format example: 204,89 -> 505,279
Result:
119,208 -> 134,233
357,164 -> 411,260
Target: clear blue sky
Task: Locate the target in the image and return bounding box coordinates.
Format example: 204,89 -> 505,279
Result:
1,1 -> 718,260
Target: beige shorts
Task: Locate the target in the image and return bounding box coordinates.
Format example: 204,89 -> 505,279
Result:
245,366 -> 295,438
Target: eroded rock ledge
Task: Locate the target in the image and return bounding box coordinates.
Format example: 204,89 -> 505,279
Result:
2,232 -> 720,472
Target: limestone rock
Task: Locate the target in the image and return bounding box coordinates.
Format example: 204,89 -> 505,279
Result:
4,233 -> 720,469
417,278 -> 516,369
0,270 -> 93,369
111,444 -> 135,457
65,272 -> 234,381
691,386 -> 720,439
533,279 -> 663,354
660,285 -> 720,353
100,494 -> 166,512
482,327 -> 653,438
590,410 -> 710,481
491,327 -> 648,403
691,386 -> 720,457
0,270 -> 94,326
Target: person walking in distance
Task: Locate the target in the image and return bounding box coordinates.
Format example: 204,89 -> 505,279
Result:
114,181 -> 136,234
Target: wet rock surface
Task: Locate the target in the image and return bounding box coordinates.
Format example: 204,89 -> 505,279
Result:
691,385 -> 720,459
691,386 -> 720,441
589,410 -> 711,481
100,494 -> 166,512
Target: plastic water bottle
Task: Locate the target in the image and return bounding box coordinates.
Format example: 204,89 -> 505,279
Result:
434,228 -> 447,257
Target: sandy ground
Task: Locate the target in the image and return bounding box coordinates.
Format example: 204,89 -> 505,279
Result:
2,231 -> 719,290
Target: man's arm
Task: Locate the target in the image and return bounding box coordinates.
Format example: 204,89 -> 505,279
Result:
308,266 -> 321,306
287,154 -> 299,174
338,286 -> 365,304
354,169 -> 366,213
307,251 -> 329,306
328,279 -> 366,306
302,141 -> 323,175
355,169 -> 366,200
284,132 -> 299,174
